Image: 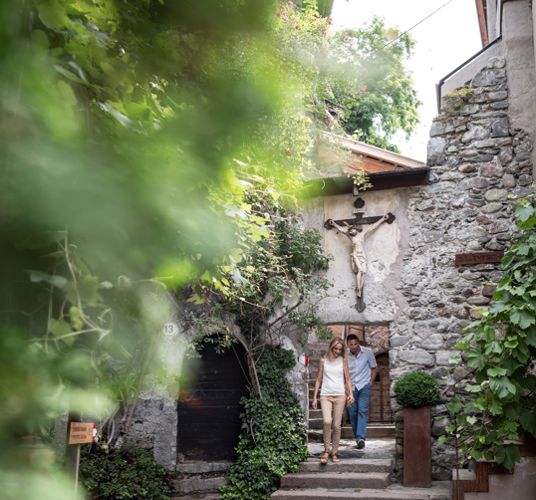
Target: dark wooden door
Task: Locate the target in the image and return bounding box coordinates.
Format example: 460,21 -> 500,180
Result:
177,343 -> 249,460
368,353 -> 392,423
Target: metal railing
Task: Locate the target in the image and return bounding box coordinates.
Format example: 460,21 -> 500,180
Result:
435,35 -> 502,111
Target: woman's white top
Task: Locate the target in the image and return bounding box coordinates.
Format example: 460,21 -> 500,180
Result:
320,357 -> 345,396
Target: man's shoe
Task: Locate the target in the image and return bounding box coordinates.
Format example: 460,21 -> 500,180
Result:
357,439 -> 365,449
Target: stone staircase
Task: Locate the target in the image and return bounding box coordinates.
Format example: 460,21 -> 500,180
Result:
271,438 -> 451,499
272,340 -> 451,499
308,408 -> 395,440
170,461 -> 230,499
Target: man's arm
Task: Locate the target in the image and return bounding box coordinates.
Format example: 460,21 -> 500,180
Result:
370,367 -> 378,385
369,350 -> 378,385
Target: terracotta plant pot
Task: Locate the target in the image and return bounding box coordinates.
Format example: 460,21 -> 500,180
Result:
403,406 -> 432,487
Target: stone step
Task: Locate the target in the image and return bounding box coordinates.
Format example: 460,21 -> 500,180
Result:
298,458 -> 392,474
309,428 -> 355,440
271,483 -> 452,499
280,472 -> 390,490
171,495 -> 220,500
308,420 -> 396,438
176,461 -> 232,474
171,476 -> 226,496
308,425 -> 395,440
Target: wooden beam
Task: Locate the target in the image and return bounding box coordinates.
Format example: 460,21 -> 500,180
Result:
301,168 -> 430,198
475,0 -> 489,47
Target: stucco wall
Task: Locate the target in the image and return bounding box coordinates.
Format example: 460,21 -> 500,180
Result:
302,189 -> 409,325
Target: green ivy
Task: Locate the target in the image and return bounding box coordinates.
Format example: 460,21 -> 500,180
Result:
441,194 -> 536,470
220,348 -> 308,499
80,444 -> 171,499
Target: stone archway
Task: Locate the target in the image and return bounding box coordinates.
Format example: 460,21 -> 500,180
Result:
177,342 -> 249,461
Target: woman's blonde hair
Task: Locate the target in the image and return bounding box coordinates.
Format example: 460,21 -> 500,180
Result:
325,336 -> 346,361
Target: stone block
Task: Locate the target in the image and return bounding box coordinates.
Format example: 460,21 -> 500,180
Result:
487,90 -> 508,102
366,324 -> 390,354
427,137 -> 446,164
458,163 -> 477,173
435,350 -> 460,365
502,173 -> 516,188
519,174 -> 533,186
462,125 -> 489,143
488,220 -> 510,234
491,117 -> 509,138
480,162 -> 503,177
482,284 -> 496,297
174,476 -> 227,495
432,417 -> 449,437
484,188 -> 508,201
420,334 -> 444,351
391,335 -> 409,347
471,68 -> 503,87
398,349 -> 434,366
481,202 -> 503,213
470,177 -> 490,188
466,296 -> 490,306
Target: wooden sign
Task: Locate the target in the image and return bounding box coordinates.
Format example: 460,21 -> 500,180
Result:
68,422 -> 96,445
455,251 -> 503,266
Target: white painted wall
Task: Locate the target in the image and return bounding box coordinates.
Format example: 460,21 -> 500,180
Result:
302,188 -> 409,325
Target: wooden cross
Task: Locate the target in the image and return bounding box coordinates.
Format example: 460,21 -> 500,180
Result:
324,198 -> 395,230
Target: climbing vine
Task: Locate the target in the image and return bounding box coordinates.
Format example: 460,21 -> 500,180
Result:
442,194 -> 536,470
220,348 -> 308,499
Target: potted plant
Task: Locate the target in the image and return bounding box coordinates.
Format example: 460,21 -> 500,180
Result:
394,371 -> 441,487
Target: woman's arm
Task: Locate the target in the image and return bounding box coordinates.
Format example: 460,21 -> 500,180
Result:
312,358 -> 324,410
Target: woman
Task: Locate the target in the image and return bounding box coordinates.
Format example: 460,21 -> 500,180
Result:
312,336 -> 354,464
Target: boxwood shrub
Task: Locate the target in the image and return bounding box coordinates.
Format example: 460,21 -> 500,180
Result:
394,370 -> 441,408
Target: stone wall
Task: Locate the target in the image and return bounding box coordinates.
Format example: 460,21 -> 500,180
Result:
390,56 -> 533,480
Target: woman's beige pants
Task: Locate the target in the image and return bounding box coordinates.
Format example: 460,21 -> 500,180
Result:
320,395 -> 345,454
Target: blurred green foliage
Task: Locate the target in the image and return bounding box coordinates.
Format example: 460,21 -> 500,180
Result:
0,1 -> 419,497
277,5 -> 420,152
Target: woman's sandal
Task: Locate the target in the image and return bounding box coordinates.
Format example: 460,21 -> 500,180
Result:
320,451 -> 329,464
331,453 -> 339,463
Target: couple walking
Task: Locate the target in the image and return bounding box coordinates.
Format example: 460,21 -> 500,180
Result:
312,334 -> 377,464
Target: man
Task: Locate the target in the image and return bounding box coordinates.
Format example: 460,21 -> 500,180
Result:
346,333 -> 377,449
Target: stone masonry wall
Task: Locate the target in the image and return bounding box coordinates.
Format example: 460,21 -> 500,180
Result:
390,56 -> 533,480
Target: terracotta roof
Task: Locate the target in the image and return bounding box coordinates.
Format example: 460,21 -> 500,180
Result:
302,132 -> 429,197
320,132 -> 426,175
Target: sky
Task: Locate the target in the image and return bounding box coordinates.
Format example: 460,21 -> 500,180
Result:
330,0 -> 482,161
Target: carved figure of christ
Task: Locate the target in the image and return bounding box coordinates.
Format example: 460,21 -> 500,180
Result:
327,214 -> 389,304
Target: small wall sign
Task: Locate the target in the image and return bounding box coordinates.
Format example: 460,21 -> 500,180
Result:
68,422 -> 96,445
455,251 -> 503,266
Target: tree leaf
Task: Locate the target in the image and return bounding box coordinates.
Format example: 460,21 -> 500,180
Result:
48,318 -> 72,338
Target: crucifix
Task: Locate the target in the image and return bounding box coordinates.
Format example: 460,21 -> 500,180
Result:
324,198 -> 395,312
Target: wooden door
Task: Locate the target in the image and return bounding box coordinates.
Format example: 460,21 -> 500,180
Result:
368,353 -> 392,423
177,342 -> 249,460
